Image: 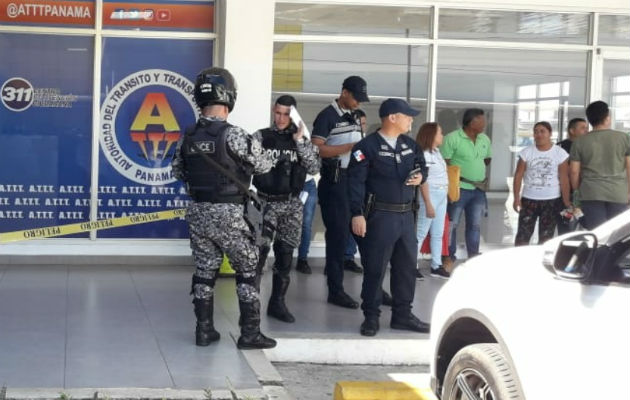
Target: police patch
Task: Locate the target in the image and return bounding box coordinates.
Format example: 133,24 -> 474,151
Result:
378,151 -> 394,157
353,150 -> 366,162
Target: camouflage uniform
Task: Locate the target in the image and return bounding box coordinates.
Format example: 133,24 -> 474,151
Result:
172,116 -> 274,305
253,127 -> 320,322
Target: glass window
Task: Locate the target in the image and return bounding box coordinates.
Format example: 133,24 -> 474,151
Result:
598,15 -> 630,46
274,3 -> 430,38
98,37 -> 212,238
273,42 -> 430,241
439,9 -> 589,44
603,59 -> 630,132
0,33 -> 93,236
436,47 -> 587,195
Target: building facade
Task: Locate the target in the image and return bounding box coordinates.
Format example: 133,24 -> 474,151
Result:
0,0 -> 628,255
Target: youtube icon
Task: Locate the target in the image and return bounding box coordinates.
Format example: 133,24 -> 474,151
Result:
156,9 -> 171,21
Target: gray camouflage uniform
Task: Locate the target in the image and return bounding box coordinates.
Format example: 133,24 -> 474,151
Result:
172,116 -> 274,303
258,134 -> 321,252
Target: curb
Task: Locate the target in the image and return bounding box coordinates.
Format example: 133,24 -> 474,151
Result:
2,388 -> 266,400
333,382 -> 438,400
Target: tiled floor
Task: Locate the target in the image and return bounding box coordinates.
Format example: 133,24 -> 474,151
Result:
0,196 -> 516,390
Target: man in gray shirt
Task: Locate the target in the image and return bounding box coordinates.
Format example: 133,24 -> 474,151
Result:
570,101 -> 630,229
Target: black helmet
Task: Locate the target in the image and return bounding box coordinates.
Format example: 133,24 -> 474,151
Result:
194,67 -> 237,111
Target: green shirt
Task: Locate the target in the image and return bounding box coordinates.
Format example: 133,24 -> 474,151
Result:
440,129 -> 492,190
569,129 -> 630,203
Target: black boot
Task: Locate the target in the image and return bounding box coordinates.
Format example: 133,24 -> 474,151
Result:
267,274 -> 295,322
237,301 -> 277,350
193,298 -> 220,346
267,241 -> 295,323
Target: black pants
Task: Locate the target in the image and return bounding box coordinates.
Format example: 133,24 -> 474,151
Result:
515,197 -> 562,246
356,210 -> 417,319
318,173 -> 350,294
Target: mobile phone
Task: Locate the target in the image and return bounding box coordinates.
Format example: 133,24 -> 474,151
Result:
406,167 -> 422,181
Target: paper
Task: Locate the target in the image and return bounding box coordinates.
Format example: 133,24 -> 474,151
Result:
299,190 -> 309,204
290,105 -> 311,140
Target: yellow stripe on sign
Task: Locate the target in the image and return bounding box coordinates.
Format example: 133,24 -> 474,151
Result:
334,381 -> 438,400
0,208 -> 187,243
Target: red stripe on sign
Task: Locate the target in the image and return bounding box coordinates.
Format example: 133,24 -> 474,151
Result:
0,0 -> 95,26
103,2 -> 213,31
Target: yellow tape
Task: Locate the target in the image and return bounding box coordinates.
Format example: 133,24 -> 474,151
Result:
0,208 -> 187,243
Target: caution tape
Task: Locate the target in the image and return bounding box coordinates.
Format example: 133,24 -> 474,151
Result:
0,208 -> 187,243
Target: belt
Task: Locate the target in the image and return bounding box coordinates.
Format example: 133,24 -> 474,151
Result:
373,201 -> 413,212
258,192 -> 293,202
194,193 -> 246,204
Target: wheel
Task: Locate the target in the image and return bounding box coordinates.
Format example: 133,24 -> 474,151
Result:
442,343 -> 524,400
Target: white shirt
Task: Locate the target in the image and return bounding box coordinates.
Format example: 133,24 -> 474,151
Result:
424,148 -> 448,187
518,145 -> 569,200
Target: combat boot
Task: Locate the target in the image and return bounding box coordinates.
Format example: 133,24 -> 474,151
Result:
193,298 -> 220,346
267,274 -> 295,322
237,301 -> 277,349
267,241 -> 295,323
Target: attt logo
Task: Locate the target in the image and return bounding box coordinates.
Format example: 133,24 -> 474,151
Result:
129,93 -> 181,161
100,69 -> 197,185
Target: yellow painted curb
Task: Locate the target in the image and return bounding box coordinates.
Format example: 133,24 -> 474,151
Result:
334,381 -> 438,400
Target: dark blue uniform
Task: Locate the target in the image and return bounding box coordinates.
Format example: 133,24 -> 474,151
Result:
313,100 -> 363,297
347,132 -> 427,319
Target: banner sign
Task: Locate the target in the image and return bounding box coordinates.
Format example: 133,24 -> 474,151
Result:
102,0 -> 213,31
0,33 -> 93,237
98,38 -> 212,238
0,0 -> 94,27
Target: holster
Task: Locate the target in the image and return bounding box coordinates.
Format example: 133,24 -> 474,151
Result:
243,193 -> 266,246
363,193 -> 375,219
321,159 -> 341,183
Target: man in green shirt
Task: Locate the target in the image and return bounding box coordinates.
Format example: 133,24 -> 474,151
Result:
440,109 -> 492,261
570,101 -> 630,229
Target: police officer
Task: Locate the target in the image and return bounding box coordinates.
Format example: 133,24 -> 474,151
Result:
312,76 -> 369,309
171,67 -> 277,349
348,98 -> 430,337
253,95 -> 320,323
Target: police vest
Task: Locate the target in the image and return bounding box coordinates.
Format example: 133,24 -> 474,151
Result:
182,119 -> 251,203
253,128 -> 306,196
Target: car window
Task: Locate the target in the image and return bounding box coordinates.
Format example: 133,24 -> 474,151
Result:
597,236 -> 630,284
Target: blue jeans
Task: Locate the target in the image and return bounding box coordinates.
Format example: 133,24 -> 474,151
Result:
417,186 -> 448,269
344,235 -> 358,260
581,200 -> 628,230
297,179 -> 317,260
448,188 -> 486,259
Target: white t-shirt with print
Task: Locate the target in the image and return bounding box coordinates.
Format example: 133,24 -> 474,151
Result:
518,145 -> 569,200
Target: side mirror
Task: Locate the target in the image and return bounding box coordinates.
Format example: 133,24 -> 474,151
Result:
544,233 -> 598,280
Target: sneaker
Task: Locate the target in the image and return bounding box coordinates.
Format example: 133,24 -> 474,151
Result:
430,267 -> 451,279
343,259 -> 363,273
416,269 -> 424,281
295,258 -> 312,274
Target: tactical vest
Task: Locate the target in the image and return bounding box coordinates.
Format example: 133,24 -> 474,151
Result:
182,119 -> 250,203
253,128 -> 306,196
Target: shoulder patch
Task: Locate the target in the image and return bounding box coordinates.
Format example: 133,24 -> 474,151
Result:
353,150 -> 366,162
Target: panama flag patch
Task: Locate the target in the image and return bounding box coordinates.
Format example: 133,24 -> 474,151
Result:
353,150 -> 366,162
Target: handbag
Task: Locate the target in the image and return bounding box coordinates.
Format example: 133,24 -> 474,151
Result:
447,165 -> 461,202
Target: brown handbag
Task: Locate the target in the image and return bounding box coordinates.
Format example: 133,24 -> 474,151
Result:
447,165 -> 461,202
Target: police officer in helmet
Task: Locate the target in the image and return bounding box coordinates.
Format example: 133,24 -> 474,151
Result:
253,95 -> 320,323
348,98 -> 430,337
171,67 -> 277,349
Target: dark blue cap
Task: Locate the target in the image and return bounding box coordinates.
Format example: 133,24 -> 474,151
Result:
378,98 -> 420,118
342,76 -> 369,103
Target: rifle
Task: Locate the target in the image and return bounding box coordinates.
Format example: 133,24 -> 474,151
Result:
189,141 -> 266,246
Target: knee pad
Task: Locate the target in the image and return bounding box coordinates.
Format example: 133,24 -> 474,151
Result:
191,274 -> 217,295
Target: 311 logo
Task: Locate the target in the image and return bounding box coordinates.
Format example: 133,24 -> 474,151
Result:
1,77 -> 34,111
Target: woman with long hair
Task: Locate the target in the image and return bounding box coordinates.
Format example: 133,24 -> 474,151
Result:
415,123 -> 450,279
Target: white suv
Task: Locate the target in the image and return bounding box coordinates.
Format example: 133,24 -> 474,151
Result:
430,210 -> 630,400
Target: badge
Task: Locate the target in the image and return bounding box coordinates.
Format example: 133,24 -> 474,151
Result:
353,150 -> 366,162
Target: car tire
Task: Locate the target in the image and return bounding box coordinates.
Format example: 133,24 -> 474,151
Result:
442,343 -> 524,400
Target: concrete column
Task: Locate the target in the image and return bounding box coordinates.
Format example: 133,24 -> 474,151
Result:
218,0 -> 275,133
